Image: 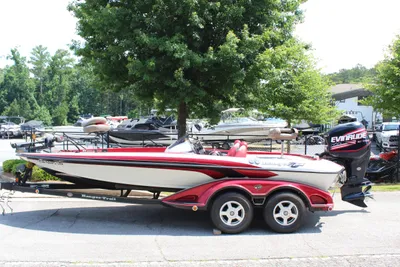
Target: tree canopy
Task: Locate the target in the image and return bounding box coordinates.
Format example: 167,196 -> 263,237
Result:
0,47 -> 143,125
255,40 -> 338,127
69,0 -> 307,137
363,36 -> 400,119
326,64 -> 376,84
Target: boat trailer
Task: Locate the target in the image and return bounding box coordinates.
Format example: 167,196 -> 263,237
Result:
0,181 -> 162,216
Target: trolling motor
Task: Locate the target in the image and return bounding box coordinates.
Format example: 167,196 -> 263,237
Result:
10,134 -> 62,153
323,121 -> 373,207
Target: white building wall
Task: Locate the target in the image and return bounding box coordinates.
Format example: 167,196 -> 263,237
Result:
335,97 -> 374,130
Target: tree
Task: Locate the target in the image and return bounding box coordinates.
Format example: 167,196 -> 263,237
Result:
327,64 -> 376,84
2,100 -> 22,117
362,37 -> 400,119
69,0 -> 306,137
69,63 -> 140,117
29,45 -> 50,104
0,68 -> 4,84
46,49 -> 74,106
32,105 -> 52,126
52,102 -> 69,126
45,49 -> 75,123
2,99 -> 32,119
0,49 -> 37,116
67,95 -> 80,123
254,40 -> 338,151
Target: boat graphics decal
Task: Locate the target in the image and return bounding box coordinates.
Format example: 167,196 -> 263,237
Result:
25,155 -> 278,179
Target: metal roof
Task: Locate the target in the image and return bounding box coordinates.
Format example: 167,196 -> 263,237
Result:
329,84 -> 373,101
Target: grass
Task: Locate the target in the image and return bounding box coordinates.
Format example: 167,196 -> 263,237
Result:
369,184 -> 400,191
330,183 -> 400,193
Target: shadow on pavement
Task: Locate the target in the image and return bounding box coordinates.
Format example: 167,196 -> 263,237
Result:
0,203 -> 369,236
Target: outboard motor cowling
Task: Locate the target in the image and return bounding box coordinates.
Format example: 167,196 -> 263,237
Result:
324,122 -> 373,207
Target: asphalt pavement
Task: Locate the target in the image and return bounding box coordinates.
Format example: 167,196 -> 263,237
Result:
0,192 -> 399,266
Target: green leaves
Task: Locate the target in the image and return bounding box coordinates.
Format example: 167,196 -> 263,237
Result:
363,37 -> 400,118
0,46 -> 139,125
255,40 -> 338,125
327,64 -> 376,84
0,49 -> 36,116
70,0 -> 306,135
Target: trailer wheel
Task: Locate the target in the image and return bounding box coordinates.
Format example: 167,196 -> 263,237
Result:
263,192 -> 305,233
210,192 -> 253,234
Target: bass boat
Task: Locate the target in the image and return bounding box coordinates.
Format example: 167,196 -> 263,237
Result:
19,141 -> 344,192
18,128 -> 341,192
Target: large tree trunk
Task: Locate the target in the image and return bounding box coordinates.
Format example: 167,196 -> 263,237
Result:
178,101 -> 188,138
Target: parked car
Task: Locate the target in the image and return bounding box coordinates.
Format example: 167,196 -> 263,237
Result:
375,122 -> 400,151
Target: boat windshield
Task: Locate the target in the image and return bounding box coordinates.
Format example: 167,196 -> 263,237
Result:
165,136 -> 195,153
383,124 -> 400,131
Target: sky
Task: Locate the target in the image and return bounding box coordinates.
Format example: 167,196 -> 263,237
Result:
1,0 -> 400,74
294,0 -> 400,73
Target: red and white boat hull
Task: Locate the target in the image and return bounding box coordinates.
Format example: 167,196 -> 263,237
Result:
20,150 -> 344,191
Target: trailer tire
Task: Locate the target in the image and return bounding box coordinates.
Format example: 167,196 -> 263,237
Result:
210,192 -> 253,234
263,192 -> 305,233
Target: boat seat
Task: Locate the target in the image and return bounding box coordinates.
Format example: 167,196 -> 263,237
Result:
235,144 -> 248,157
227,140 -> 241,156
227,140 -> 248,157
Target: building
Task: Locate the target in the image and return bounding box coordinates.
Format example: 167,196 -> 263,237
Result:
329,83 -> 378,130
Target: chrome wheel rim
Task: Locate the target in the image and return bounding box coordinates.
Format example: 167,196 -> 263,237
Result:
219,201 -> 245,226
273,200 -> 299,226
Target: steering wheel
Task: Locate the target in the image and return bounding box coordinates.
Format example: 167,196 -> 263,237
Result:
192,139 -> 205,154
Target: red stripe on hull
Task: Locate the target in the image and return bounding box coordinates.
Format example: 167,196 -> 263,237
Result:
23,153 -> 261,169
235,169 -> 277,178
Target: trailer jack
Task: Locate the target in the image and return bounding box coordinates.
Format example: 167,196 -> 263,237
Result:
0,190 -> 14,215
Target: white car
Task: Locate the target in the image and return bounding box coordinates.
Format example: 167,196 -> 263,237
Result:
375,122 -> 400,151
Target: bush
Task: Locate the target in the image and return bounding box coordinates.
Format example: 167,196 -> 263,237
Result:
2,159 -> 59,181
31,166 -> 59,181
2,159 -> 27,174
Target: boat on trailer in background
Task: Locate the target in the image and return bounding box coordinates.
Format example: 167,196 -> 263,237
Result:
190,108 -> 288,147
0,122 -> 373,234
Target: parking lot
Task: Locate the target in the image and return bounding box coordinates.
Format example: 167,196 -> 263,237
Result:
0,191 -> 399,266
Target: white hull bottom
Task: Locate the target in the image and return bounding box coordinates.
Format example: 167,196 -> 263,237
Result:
23,157 -> 339,191
25,158 -> 215,189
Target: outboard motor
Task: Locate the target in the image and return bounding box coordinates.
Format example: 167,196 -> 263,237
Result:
323,122 -> 373,207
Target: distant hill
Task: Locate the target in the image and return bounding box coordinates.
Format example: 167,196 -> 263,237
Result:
326,64 -> 376,84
